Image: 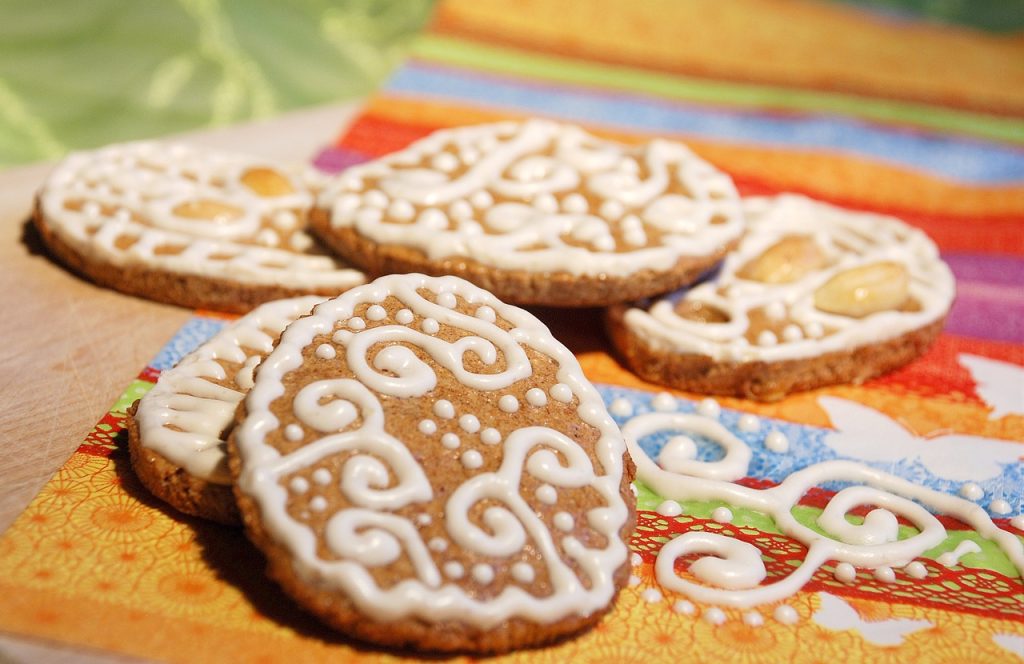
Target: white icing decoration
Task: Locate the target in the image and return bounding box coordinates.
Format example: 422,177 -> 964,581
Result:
659,435 -> 697,467
1012,516 -> 1024,530
873,566 -> 896,583
461,450 -> 484,470
711,506 -> 734,523
310,496 -> 328,512
459,414 -> 481,433
436,292 -> 458,309
553,512 -> 574,532
631,552 -> 643,567
418,419 -> 437,435
366,304 -> 387,321
428,537 -> 448,552
657,500 -> 683,517
421,318 -> 440,334
703,607 -> 726,625
233,274 -> 629,628
623,195 -> 955,363
536,484 -> 557,505
434,400 -> 456,419
315,343 -> 336,360
774,605 -> 798,625
550,383 -> 573,403
641,588 -> 663,603
834,562 -> 856,583
743,611 -> 764,627
990,499 -> 1012,515
135,296 -> 323,484
765,431 -> 789,453
960,482 -> 984,501
313,468 -> 331,485
475,305 -> 496,323
651,392 -> 677,412
629,575 -> 642,587
480,428 -> 501,445
629,413 -> 751,481
904,561 -> 928,579
322,120 -> 744,277
415,513 -> 432,527
499,395 -> 520,413
441,433 -> 461,450
284,424 -> 304,442
737,414 -> 760,433
609,398 -> 634,418
348,317 -> 366,330
673,599 -> 695,615
511,562 -> 535,584
526,388 -> 548,407
472,564 -> 495,585
290,477 -> 309,494
937,540 -> 982,567
697,398 -> 721,419
40,141 -> 364,290
396,308 -> 414,324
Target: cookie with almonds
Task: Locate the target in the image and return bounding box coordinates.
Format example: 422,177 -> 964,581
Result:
129,296 -> 324,525
606,195 -> 955,401
310,120 -> 744,307
228,273 -> 635,653
34,141 -> 365,313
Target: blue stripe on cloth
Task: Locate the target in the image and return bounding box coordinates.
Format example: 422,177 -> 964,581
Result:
386,62 -> 1024,184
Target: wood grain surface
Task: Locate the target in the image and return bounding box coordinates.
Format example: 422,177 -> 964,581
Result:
0,102 -> 359,663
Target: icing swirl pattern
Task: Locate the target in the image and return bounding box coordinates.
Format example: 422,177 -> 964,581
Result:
39,141 -> 364,290
234,274 -> 632,629
319,120 -> 744,277
623,194 -> 956,362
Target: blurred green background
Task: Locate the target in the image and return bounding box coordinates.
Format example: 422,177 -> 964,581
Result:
0,0 -> 1019,168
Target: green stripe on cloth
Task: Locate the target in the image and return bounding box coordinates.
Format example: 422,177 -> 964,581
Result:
412,34 -> 1024,146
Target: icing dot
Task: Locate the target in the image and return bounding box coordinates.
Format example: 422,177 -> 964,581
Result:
743,611 -> 764,627
1012,516 -> 1024,531
703,608 -> 726,625
711,507 -> 733,523
631,553 -> 643,567
549,383 -> 573,403
511,562 -> 535,584
461,450 -> 483,469
415,513 -> 432,526
782,324 -> 804,342
697,398 -> 721,418
365,304 -> 387,321
433,400 -> 455,419
673,600 -> 695,615
459,414 -> 481,433
428,538 -> 448,553
348,317 -> 366,330
480,428 -> 501,445
418,419 -> 437,435
990,499 -> 1012,515
553,512 -> 574,532
764,301 -> 787,320
472,564 -> 495,585
562,193 -> 588,214
533,193 -> 558,213
525,388 -> 548,407
431,153 -> 458,172
805,322 -> 825,338
765,431 -> 789,453
315,343 -> 336,360
874,566 -> 896,583
309,496 -> 327,512
609,398 -> 634,417
421,318 -> 440,334
657,500 -> 683,517
737,414 -> 761,432
959,482 -> 984,501
834,562 -> 856,583
436,292 -> 457,308
599,200 -> 625,220
499,395 -> 520,413
332,329 -> 353,344
417,208 -> 448,230
83,202 -> 101,218
284,424 -> 304,442
441,433 -> 460,450
905,561 -> 928,579
443,562 -> 464,579
312,469 -> 331,485
774,605 -> 798,625
387,199 -> 414,221
641,588 -> 663,604
289,477 -> 309,493
659,435 -> 697,468
757,330 -> 778,346
396,308 -> 414,325
256,228 -> 279,246
536,484 -> 557,505
363,189 -> 388,208
628,575 -> 642,587
475,305 -> 496,322
651,392 -> 677,411
470,190 -> 494,209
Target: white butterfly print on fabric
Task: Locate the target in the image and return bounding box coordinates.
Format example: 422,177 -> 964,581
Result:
812,592 -> 932,646
959,353 -> 1024,421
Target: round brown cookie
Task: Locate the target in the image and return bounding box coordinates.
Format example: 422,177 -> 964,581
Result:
606,195 -> 955,401
129,296 -> 324,525
229,273 -> 635,653
310,119 -> 744,307
34,141 -> 365,313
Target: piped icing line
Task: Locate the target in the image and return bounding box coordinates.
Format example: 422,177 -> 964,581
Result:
235,274 -> 630,627
622,411 -> 1024,610
320,119 -> 744,277
623,194 -> 955,362
135,296 -> 324,483
39,141 -> 364,289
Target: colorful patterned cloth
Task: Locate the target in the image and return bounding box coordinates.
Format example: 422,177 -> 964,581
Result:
1,1 -> 1023,661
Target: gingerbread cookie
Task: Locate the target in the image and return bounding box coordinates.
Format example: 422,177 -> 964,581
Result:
607,195 -> 955,401
129,296 -> 324,524
229,273 -> 635,653
35,141 -> 365,313
310,120 -> 744,306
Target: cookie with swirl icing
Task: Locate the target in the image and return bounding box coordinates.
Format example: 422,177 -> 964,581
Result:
310,120 -> 744,307
128,296 -> 324,525
34,141 -> 365,313
606,195 -> 955,401
229,273 -> 635,653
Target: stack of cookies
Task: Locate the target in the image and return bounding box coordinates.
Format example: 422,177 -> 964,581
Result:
33,119 -> 954,654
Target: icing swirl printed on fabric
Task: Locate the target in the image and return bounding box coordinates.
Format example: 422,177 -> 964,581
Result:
624,194 -> 956,362
39,141 -> 365,289
235,274 -> 630,627
320,119 -> 744,276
